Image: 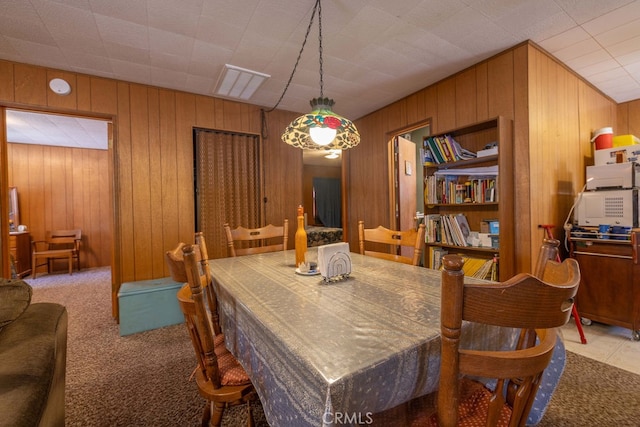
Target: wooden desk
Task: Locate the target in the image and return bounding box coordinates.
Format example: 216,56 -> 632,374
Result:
208,250 -> 563,426
9,231 -> 31,278
569,230 -> 640,340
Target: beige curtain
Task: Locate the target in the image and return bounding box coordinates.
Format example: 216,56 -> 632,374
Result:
195,129 -> 261,259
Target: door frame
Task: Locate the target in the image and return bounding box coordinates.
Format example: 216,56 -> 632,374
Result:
387,119 -> 431,231
0,106 -> 116,283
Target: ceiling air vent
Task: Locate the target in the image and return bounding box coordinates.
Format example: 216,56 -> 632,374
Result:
214,64 -> 270,101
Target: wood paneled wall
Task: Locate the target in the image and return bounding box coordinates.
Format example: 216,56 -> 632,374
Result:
527,44 -> 615,266
350,41 -> 618,273
0,59 -> 300,316
7,143 -> 111,270
617,99 -> 640,136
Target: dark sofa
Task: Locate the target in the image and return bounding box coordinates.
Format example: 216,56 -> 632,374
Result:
0,279 -> 67,427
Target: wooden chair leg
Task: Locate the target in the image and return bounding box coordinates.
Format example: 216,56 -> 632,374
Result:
246,401 -> 254,427
210,402 -> 225,427
201,402 -> 211,427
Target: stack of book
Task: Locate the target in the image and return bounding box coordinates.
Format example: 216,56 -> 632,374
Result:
423,134 -> 477,165
428,248 -> 497,280
425,213 -> 471,247
424,166 -> 498,205
460,255 -> 497,280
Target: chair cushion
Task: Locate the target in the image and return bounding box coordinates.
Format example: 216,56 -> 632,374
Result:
408,378 -> 512,427
213,334 -> 251,386
0,279 -> 32,329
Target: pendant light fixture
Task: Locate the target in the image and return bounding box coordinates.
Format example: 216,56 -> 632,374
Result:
276,0 -> 360,151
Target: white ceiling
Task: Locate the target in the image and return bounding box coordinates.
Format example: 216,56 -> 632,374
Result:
6,109 -> 109,150
2,0 -> 640,150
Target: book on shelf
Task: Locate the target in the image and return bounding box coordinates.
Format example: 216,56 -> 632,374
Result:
446,134 -> 477,160
436,136 -> 455,162
423,147 -> 437,165
424,214 -> 442,243
426,173 -> 497,205
424,213 -> 499,250
454,213 -> 471,243
425,213 -> 474,248
477,145 -> 498,157
459,254 -> 495,279
429,246 -> 448,270
423,134 -> 477,164
424,137 -> 445,163
429,249 -> 495,280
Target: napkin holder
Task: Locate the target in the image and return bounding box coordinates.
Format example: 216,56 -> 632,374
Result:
317,242 -> 351,283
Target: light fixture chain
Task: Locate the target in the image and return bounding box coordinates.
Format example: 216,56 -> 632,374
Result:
318,0 -> 324,99
264,0 -> 320,113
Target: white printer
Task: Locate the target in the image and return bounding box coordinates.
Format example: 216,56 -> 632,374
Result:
577,162 -> 639,227
586,162 -> 639,190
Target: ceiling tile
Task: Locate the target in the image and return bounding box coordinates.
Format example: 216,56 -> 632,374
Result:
88,0 -> 148,26
538,26 -> 592,52
595,18 -> 640,47
551,37 -> 602,62
581,1 -> 640,35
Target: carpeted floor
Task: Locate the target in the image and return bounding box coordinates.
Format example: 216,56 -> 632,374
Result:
27,267 -> 640,426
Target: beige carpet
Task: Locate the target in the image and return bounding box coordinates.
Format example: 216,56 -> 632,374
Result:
27,267 -> 640,426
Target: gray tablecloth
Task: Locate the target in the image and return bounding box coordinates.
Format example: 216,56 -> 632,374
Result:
208,250 -> 562,426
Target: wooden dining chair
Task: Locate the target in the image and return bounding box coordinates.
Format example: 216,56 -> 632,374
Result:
177,243 -> 255,426
358,220 -> 426,266
31,229 -> 82,279
223,220 -> 289,257
374,250 -> 580,427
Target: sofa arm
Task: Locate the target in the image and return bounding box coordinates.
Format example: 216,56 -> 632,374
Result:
0,303 -> 68,427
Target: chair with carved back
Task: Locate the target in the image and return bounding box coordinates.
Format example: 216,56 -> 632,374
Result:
223,220 -> 289,257
358,220 -> 426,266
374,246 -> 580,427
31,229 -> 82,279
176,242 -> 254,426
432,253 -> 580,426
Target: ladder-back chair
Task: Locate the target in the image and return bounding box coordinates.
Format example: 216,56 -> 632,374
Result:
177,243 -> 254,426
374,249 -> 580,426
31,229 -> 81,279
358,221 -> 426,266
223,220 -> 288,257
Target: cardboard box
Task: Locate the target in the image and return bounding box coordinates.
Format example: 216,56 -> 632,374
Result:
613,135 -> 639,147
594,144 -> 640,166
480,219 -> 499,234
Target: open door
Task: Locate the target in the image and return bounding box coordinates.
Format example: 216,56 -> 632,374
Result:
1,106 -> 9,278
388,135 -> 417,258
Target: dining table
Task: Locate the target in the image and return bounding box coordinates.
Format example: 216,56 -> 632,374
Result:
208,249 -> 565,427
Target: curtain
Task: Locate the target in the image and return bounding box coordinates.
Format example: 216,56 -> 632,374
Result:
195,129 -> 261,259
313,177 -> 341,228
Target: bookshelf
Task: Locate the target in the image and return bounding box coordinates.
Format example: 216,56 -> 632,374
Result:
422,117 -> 514,281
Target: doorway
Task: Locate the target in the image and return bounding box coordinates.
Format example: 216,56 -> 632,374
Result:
388,121 -> 430,258
3,109 -> 113,277
194,129 -> 261,260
